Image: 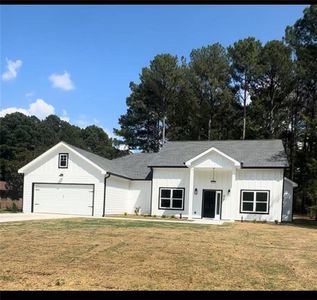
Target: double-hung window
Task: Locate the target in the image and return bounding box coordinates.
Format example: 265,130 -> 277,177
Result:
58,153 -> 69,168
159,188 -> 185,210
240,190 -> 269,214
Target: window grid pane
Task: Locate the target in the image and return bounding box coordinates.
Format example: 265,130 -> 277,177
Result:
241,190 -> 269,213
160,188 -> 184,210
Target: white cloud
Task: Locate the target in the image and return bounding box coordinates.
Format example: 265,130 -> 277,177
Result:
60,109 -> 70,122
49,71 -> 75,91
0,107 -> 29,117
0,99 -> 55,120
28,99 -> 55,120
2,59 -> 23,81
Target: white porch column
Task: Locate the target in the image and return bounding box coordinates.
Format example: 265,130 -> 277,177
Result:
188,167 -> 194,220
231,167 -> 237,220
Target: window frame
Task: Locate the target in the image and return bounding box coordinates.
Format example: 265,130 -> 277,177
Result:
58,153 -> 69,169
158,187 -> 185,211
240,189 -> 270,214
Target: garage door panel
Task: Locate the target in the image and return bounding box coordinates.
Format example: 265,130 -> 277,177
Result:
33,183 -> 94,216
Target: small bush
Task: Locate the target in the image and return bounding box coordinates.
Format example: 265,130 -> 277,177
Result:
134,206 -> 141,216
123,212 -> 128,216
153,215 -> 157,218
253,219 -> 257,223
170,215 -> 175,219
161,215 -> 166,218
274,220 -> 279,224
11,202 -> 18,213
308,205 -> 317,219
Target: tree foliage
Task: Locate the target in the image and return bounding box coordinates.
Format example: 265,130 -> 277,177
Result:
0,113 -> 124,197
115,5 -> 317,213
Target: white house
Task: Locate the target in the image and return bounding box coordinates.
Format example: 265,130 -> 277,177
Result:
18,139 -> 296,222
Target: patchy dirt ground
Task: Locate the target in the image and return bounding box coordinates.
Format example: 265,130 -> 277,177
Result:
0,218 -> 316,290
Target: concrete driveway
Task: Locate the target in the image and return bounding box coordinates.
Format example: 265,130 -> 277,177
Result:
0,213 -> 82,223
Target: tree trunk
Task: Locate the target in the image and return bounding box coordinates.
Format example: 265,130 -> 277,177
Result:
208,118 -> 211,141
162,116 -> 166,145
243,85 -> 247,140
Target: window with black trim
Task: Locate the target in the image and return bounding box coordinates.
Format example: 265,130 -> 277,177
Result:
240,190 -> 269,213
58,153 -> 69,168
159,188 -> 184,210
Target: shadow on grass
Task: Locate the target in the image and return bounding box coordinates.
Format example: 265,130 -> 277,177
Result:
283,218 -> 317,230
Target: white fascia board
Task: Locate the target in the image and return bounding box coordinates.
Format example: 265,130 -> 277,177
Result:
18,141 -> 107,175
185,147 -> 241,168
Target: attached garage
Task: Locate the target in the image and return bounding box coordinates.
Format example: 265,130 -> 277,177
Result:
32,183 -> 94,216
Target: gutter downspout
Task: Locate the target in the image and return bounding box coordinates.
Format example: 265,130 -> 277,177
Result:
103,173 -> 111,217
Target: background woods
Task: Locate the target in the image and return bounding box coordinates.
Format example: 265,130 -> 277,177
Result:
115,5 -> 317,214
1,6 -> 316,214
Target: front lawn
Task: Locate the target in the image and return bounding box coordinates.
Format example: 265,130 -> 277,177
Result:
0,218 -> 316,290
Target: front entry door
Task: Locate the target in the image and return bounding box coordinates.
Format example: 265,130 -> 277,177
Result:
202,190 -> 222,219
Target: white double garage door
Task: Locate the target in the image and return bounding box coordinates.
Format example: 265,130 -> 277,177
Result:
33,183 -> 94,216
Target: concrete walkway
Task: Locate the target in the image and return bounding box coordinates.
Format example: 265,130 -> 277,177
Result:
0,213 -> 80,223
105,216 -> 226,225
0,213 -> 231,225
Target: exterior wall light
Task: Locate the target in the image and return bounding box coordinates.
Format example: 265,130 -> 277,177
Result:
59,173 -> 64,177
194,188 -> 198,195
228,189 -> 230,194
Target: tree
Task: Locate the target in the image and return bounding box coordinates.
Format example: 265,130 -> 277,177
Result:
115,54 -> 182,152
0,112 -> 123,198
228,38 -> 263,139
189,43 -> 236,140
285,5 -> 317,217
249,40 -> 294,139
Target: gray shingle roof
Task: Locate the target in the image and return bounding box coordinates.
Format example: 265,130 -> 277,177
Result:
149,139 -> 289,168
66,139 -> 288,180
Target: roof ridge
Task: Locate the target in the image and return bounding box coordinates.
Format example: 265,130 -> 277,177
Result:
63,141 -> 113,162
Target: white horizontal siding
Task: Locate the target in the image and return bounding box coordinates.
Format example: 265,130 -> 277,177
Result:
129,181 -> 151,214
105,176 -> 130,215
105,176 -> 151,215
22,144 -> 105,216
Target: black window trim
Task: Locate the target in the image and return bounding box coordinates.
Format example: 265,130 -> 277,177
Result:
158,187 -> 185,211
240,189 -> 270,215
58,153 -> 69,169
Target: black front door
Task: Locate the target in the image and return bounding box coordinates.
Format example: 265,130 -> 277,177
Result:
202,190 -> 216,218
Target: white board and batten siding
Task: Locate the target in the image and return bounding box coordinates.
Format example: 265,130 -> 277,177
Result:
105,176 -> 151,215
233,169 -> 284,222
151,167 -> 284,222
22,145 -> 105,216
151,168 -> 190,217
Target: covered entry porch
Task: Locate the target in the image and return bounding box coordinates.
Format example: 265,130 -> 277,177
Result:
185,147 -> 241,220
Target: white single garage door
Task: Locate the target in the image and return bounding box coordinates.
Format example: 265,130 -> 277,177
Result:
33,183 -> 94,216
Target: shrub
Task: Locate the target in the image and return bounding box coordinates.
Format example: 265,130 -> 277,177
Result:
153,215 -> 157,218
274,220 -> 279,224
11,202 -> 18,213
123,212 -> 128,216
134,206 -> 141,216
161,215 -> 166,218
308,205 -> 317,219
170,215 -> 175,219
253,219 -> 257,223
